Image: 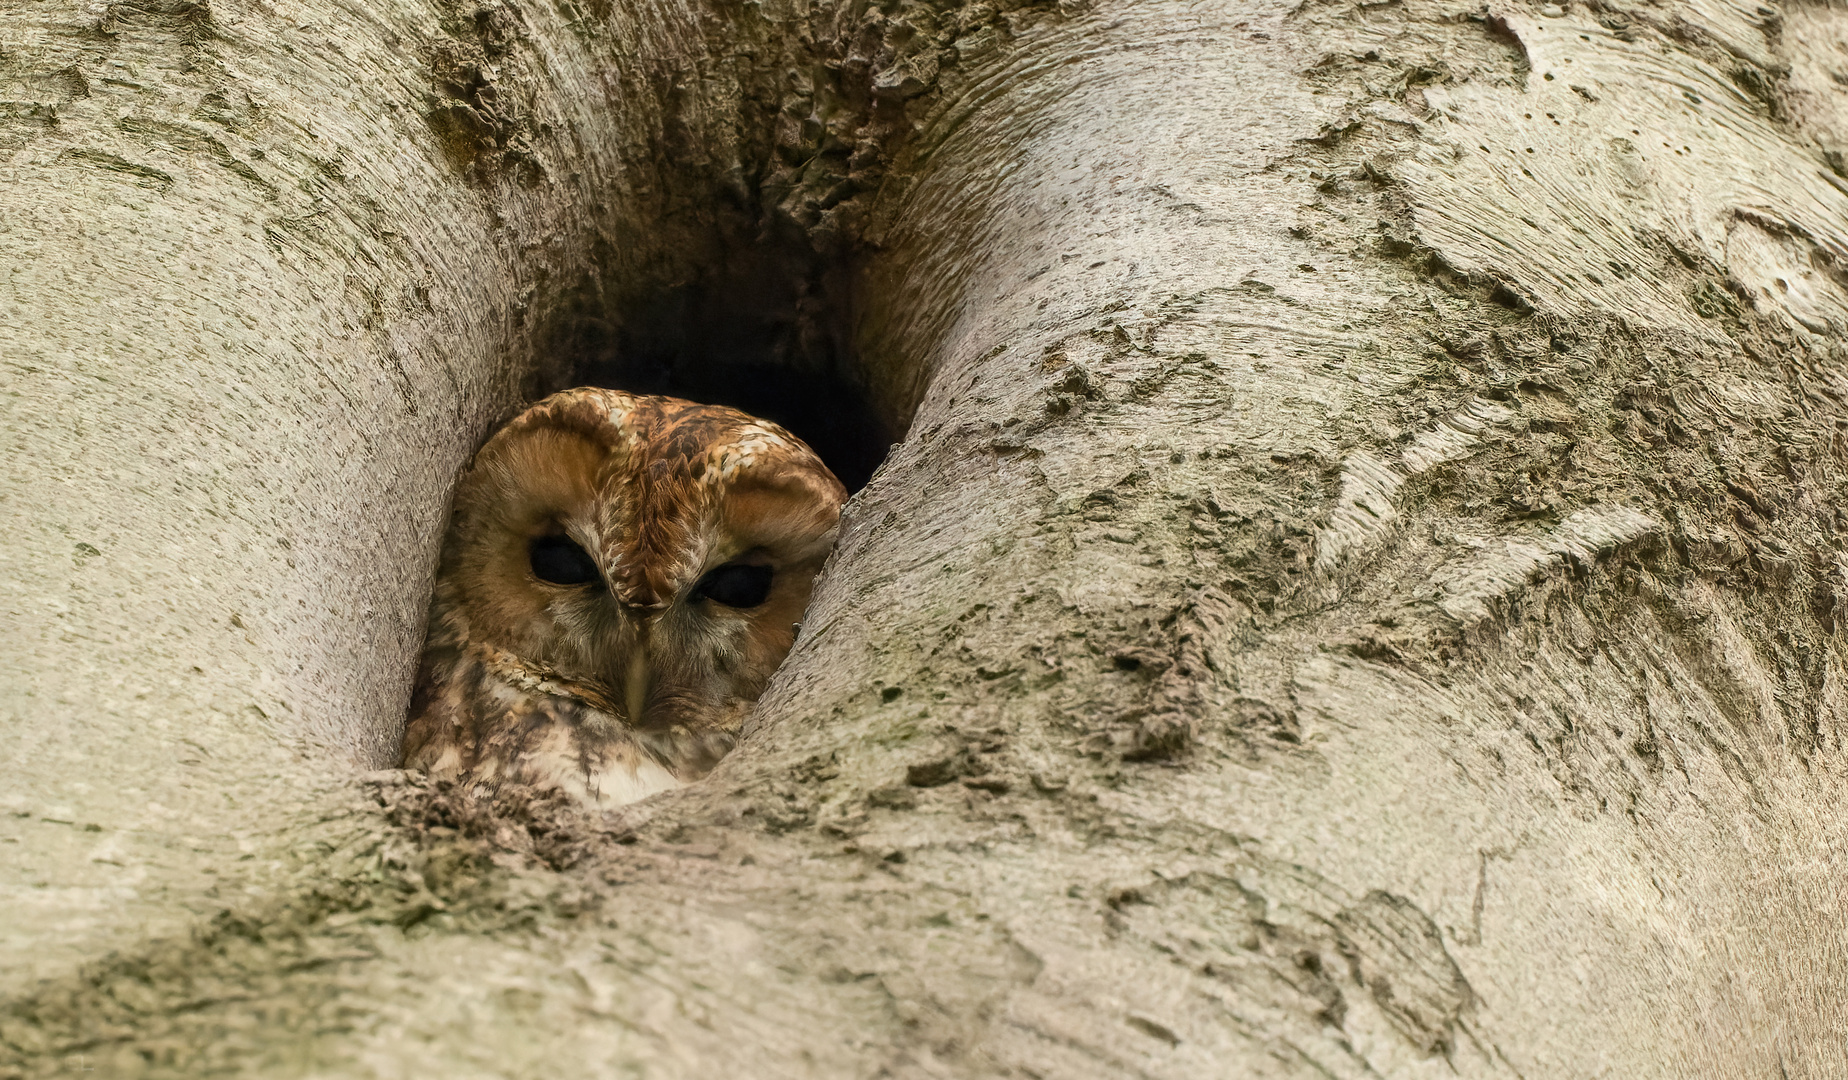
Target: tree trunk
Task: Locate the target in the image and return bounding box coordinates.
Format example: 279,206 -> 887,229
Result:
6,0 -> 1848,1075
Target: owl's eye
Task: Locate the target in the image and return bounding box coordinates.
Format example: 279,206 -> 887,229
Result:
529,534 -> 601,586
691,563 -> 773,608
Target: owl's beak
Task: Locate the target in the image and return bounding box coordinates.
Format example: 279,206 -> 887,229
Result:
610,582 -> 663,725
624,648 -> 650,727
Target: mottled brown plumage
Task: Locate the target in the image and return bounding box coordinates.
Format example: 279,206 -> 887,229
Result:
401,388 -> 846,806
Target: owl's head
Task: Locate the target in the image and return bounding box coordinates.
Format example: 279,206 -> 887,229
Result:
430,388 -> 847,736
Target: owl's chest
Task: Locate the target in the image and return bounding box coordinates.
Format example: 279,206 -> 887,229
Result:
473,678 -> 686,806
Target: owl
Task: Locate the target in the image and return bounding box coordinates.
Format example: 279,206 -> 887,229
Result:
400,388 -> 847,807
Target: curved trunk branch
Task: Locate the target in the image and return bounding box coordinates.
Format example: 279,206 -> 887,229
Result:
5,0 -> 1848,1075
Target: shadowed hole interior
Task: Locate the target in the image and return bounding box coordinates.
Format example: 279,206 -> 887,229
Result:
547,238 -> 894,492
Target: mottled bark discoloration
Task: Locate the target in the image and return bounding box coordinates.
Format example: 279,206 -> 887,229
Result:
7,0 -> 1848,1075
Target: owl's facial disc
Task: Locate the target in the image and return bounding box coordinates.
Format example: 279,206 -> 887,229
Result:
423,389 -> 848,754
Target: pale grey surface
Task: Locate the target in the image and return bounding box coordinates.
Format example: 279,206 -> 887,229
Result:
5,0 -> 1848,1074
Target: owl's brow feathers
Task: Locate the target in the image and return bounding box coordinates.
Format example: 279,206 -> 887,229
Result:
498,389 -> 815,609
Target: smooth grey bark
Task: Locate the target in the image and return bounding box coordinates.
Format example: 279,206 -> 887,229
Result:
1,0 -> 780,986
6,0 -> 1848,1076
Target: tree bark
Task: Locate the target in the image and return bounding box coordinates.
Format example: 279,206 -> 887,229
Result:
5,0 -> 1848,1075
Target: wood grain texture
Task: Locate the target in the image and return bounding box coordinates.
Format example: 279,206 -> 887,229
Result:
6,0 -> 1848,1075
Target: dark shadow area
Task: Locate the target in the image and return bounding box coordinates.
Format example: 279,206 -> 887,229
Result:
545,239 -> 894,492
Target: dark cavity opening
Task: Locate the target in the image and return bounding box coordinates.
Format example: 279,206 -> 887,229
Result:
544,237 -> 893,493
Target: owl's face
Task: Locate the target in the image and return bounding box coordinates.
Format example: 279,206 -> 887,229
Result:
416,389 -> 845,778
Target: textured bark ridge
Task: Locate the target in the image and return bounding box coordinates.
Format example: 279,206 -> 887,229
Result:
6,0 -> 1848,1075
